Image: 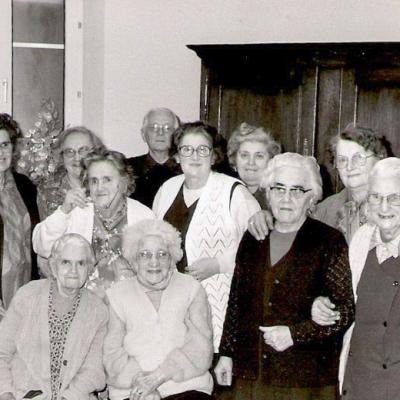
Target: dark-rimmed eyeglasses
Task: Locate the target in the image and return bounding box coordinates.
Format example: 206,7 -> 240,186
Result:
137,250 -> 170,262
269,186 -> 312,200
335,153 -> 374,169
367,192 -> 400,206
178,145 -> 212,158
62,146 -> 92,158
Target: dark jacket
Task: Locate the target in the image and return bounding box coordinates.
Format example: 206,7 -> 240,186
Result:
127,153 -> 180,208
219,217 -> 355,387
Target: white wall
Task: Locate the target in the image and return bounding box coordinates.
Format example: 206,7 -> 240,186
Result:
84,0 -> 400,156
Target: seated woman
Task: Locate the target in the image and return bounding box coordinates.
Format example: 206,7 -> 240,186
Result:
215,153 -> 354,400
33,150 -> 154,292
313,157 -> 400,399
37,126 -> 105,220
104,219 -> 213,400
153,121 -> 260,353
0,114 -> 39,314
227,122 -> 281,208
249,124 -> 390,243
0,233 -> 108,400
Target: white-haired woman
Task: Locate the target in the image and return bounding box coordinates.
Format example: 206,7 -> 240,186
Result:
228,122 -> 281,208
104,219 -> 213,400
215,153 -> 354,400
33,150 -> 155,294
313,158 -> 400,399
37,126 -> 106,220
0,233 -> 108,400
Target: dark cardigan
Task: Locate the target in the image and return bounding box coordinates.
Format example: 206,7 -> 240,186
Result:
0,171 -> 39,300
219,217 -> 355,388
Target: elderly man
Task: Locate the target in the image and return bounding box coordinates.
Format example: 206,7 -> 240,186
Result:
313,157 -> 400,400
128,108 -> 181,207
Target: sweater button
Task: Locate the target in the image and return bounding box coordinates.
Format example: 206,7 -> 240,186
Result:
262,354 -> 267,359
383,363 -> 387,369
268,302 -> 272,307
63,360 -> 68,366
274,279 -> 280,284
383,321 -> 387,327
393,281 -> 399,287
342,390 -> 347,395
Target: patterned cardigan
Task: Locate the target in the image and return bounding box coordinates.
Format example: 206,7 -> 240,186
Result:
219,217 -> 355,387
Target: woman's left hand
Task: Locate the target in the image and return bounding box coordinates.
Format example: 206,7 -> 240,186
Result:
259,325 -> 294,352
186,257 -> 219,281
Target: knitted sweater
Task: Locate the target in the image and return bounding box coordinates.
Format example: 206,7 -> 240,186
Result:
0,279 -> 108,399
153,172 -> 260,351
104,272 -> 213,399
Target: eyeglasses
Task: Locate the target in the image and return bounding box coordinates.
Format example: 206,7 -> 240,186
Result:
269,186 -> 312,200
62,146 -> 92,158
0,141 -> 12,152
238,151 -> 268,162
146,123 -> 174,134
335,153 -> 374,169
367,192 -> 400,206
137,250 -> 170,262
178,145 -> 212,158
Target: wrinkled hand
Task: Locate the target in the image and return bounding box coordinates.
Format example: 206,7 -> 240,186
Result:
312,296 -> 340,326
129,389 -> 160,400
186,257 -> 219,281
248,210 -> 273,241
130,370 -> 166,399
259,325 -> 293,352
110,255 -> 134,281
214,356 -> 233,386
0,392 -> 15,400
61,188 -> 87,214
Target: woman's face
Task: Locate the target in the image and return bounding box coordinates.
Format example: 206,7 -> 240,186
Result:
88,160 -> 125,209
135,234 -> 172,287
336,139 -> 378,191
0,129 -> 13,173
368,174 -> 400,241
52,242 -> 90,292
235,141 -> 270,192
62,132 -> 93,179
267,165 -> 314,227
176,132 -> 214,183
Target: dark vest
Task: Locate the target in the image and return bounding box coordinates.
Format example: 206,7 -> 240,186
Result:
343,250 -> 400,400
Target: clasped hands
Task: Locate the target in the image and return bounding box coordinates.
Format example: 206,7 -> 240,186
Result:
185,257 -> 219,281
129,369 -> 165,400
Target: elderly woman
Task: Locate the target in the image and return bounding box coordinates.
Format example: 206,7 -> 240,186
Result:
153,121 -> 260,353
227,122 -> 281,208
313,158 -> 400,400
0,233 -> 108,400
104,219 -> 213,400
249,124 -> 390,243
0,114 -> 39,314
214,153 -> 354,400
33,150 -> 154,292
37,126 -> 105,220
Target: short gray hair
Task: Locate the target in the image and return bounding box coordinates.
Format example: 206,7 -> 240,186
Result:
261,152 -> 323,202
48,233 -> 95,277
122,219 -> 183,266
369,157 -> 400,185
142,108 -> 180,130
227,122 -> 281,167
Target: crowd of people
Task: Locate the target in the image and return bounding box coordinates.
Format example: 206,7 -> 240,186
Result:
0,107 -> 397,400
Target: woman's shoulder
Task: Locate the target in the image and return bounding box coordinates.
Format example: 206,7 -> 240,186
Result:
14,279 -> 49,302
81,288 -> 108,315
127,197 -> 155,217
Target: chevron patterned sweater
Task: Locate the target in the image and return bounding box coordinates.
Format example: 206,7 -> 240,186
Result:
153,172 -> 260,351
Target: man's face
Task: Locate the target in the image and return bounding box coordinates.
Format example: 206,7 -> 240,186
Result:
141,110 -> 176,153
